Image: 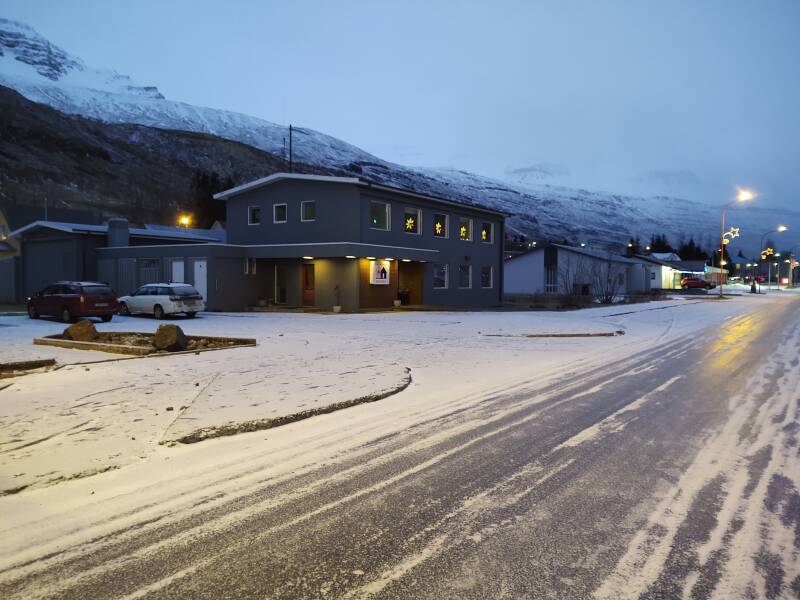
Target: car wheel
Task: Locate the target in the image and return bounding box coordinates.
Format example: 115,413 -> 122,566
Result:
101,315 -> 113,323
186,312 -> 197,318
118,302 -> 130,316
61,306 -> 72,323
154,304 -> 164,320
28,303 -> 39,319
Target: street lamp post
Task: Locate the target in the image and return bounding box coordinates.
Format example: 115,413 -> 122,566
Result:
758,225 -> 788,292
719,189 -> 753,298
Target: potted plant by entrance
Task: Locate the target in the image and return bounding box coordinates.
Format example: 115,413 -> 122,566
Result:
333,285 -> 342,313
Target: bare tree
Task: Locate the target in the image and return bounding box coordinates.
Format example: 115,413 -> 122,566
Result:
558,253 -> 592,306
592,259 -> 626,304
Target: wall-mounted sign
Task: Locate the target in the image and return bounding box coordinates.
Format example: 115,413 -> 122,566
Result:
369,260 -> 390,285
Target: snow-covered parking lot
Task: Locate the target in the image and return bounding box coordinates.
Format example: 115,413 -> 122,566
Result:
0,295 -> 782,497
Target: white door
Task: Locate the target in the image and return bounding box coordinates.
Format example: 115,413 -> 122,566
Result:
171,260 -> 185,283
193,259 -> 208,301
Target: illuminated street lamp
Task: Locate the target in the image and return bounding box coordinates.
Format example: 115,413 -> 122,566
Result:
719,189 -> 754,297
177,214 -> 193,228
758,226 -> 788,291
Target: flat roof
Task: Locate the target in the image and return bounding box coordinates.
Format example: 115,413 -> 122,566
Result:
212,172 -> 507,217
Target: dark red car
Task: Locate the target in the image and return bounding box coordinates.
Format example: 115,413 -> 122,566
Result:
680,276 -> 715,290
28,281 -> 119,322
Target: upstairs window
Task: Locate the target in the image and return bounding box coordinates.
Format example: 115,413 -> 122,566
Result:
459,217 -> 473,241
481,222 -> 494,244
370,200 -> 390,230
248,206 -> 261,225
433,213 -> 449,238
273,203 -> 287,223
301,201 -> 316,222
404,207 -> 421,235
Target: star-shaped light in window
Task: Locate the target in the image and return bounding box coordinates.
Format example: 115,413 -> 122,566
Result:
405,217 -> 415,231
481,229 -> 487,241
460,226 -> 468,239
435,222 -> 443,235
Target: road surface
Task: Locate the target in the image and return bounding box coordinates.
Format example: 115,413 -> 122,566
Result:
2,298 -> 799,599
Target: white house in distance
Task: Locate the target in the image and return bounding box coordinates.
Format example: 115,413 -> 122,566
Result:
503,244 -> 651,299
636,254 -> 682,290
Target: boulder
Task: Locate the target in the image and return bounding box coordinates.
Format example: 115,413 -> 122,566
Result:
153,324 -> 188,352
63,319 -> 99,342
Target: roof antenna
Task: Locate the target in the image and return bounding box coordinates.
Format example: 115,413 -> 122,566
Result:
289,124 -> 293,173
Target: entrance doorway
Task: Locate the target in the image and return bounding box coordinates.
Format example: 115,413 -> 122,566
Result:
274,264 -> 288,304
302,263 -> 315,306
398,261 -> 424,305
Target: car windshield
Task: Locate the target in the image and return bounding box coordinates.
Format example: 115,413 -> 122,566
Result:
170,286 -> 200,296
82,285 -> 113,295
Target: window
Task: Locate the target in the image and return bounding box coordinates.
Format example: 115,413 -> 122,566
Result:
170,286 -> 201,296
480,266 -> 493,288
458,264 -> 472,288
480,222 -> 493,244
244,258 -> 257,275
273,203 -> 287,223
432,263 -> 449,289
81,285 -> 113,295
459,217 -> 472,241
433,213 -> 449,238
370,200 -> 390,230
403,207 -> 421,234
301,201 -> 316,222
248,206 -> 261,225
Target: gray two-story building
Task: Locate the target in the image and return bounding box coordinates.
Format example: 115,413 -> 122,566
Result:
93,174 -> 506,312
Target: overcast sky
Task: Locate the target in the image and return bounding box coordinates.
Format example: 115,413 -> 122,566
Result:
4,0 -> 800,210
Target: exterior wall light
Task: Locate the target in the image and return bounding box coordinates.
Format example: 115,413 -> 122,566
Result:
302,256 -> 314,260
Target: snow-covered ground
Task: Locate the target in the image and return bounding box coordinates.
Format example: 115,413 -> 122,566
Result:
0,297 -> 780,498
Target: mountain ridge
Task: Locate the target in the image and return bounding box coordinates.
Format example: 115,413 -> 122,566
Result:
1,17 -> 797,253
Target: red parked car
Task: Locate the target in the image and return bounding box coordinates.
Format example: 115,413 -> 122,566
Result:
680,276 -> 715,290
27,281 -> 119,322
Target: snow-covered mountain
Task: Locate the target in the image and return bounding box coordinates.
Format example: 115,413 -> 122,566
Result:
2,18 -> 797,253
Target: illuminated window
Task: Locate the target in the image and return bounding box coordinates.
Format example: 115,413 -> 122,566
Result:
370,200 -> 390,230
433,263 -> 448,289
248,206 -> 261,225
480,266 -> 493,288
458,264 -> 472,288
459,217 -> 472,241
301,201 -> 316,222
273,203 -> 287,223
481,222 -> 493,244
404,208 -> 421,234
433,213 -> 448,238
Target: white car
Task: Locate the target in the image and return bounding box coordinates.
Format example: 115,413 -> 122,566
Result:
118,283 -> 205,319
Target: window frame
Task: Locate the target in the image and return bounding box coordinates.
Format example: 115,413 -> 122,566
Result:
369,200 -> 391,231
273,203 -> 288,224
459,217 -> 473,242
458,264 -> 472,289
432,263 -> 449,289
403,207 -> 422,235
300,200 -> 316,222
480,222 -> 494,244
480,265 -> 493,289
248,205 -> 261,226
433,213 -> 449,239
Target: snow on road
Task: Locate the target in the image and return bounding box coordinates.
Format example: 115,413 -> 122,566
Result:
0,294 -> 792,580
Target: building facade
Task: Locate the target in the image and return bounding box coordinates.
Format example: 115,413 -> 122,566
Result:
60,174 -> 505,312
503,244 -> 651,298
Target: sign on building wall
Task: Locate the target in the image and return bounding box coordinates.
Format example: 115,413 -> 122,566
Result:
369,260 -> 390,285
